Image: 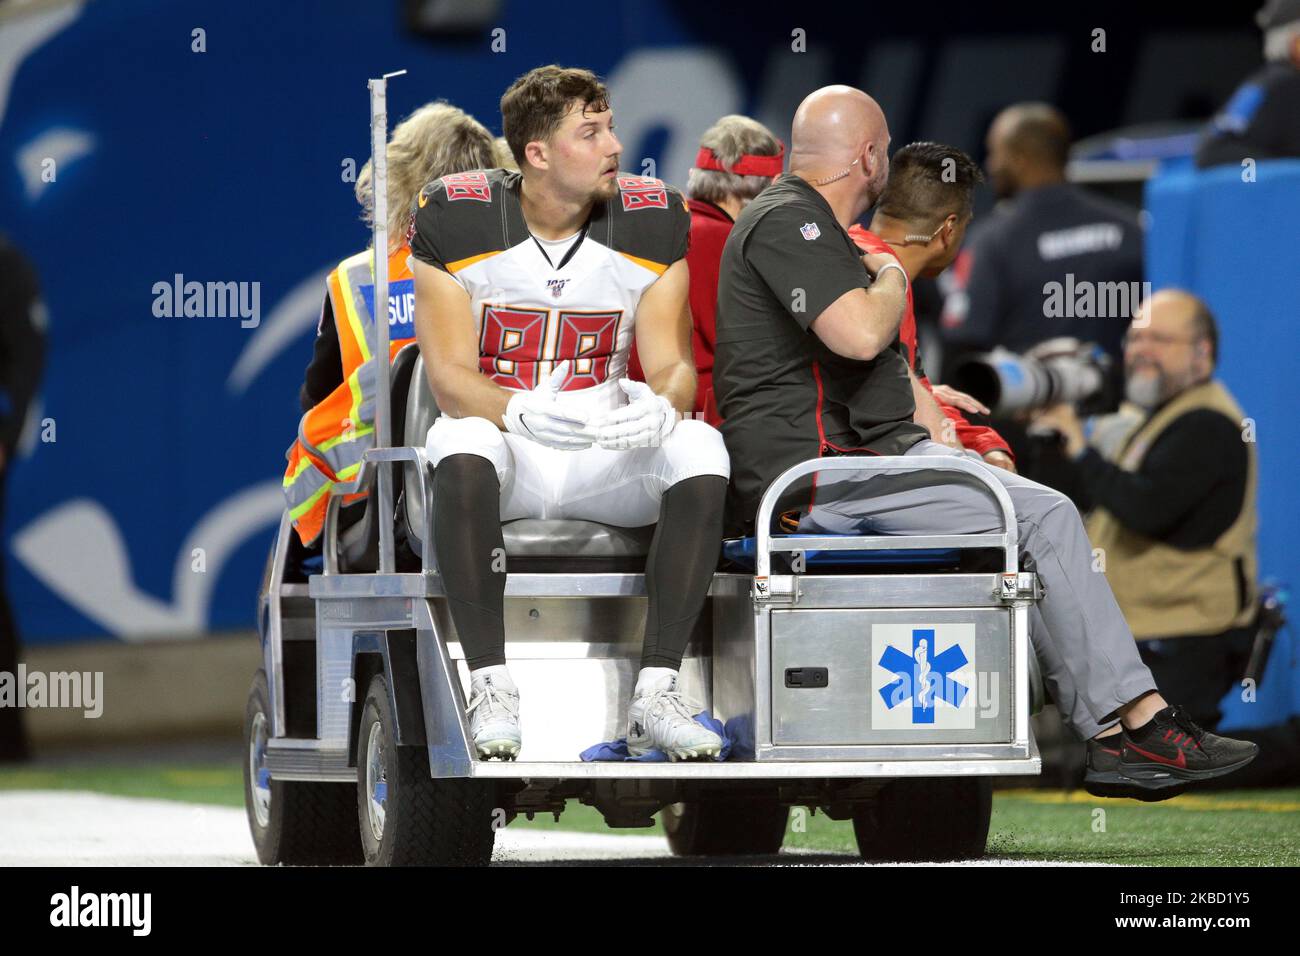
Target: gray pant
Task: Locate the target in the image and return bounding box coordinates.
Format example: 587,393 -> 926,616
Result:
798,439 -> 1157,740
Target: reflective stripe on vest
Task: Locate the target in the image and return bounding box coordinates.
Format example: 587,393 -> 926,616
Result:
282,246 -> 415,545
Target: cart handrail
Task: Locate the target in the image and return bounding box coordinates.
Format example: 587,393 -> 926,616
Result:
752,455 -> 1020,579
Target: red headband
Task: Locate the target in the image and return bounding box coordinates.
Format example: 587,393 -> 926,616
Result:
694,140 -> 785,177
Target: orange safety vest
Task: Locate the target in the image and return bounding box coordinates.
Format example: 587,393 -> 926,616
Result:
282,245 -> 416,546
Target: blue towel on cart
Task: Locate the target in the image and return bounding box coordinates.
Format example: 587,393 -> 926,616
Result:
580,710 -> 734,762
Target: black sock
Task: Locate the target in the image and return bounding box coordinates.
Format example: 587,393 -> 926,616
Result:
433,454 -> 507,670
1092,732 -> 1122,751
1126,707 -> 1175,740
641,475 -> 727,670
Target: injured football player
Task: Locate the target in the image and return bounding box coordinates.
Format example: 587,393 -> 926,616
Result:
409,65 -> 731,761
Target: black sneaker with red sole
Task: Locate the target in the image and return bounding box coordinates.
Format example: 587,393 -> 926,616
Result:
1120,704 -> 1259,782
1084,735 -> 1190,802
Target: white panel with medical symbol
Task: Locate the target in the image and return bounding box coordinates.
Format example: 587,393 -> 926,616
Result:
871,623 -> 978,730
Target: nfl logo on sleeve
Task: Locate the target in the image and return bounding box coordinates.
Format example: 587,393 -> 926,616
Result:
800,222 -> 821,241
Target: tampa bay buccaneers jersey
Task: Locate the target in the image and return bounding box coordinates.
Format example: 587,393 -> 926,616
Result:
409,167 -> 690,413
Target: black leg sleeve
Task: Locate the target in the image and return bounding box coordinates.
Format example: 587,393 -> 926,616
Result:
432,455 -> 507,670
641,475 -> 728,670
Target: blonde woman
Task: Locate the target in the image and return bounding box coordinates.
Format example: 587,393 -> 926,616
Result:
283,102 -> 496,549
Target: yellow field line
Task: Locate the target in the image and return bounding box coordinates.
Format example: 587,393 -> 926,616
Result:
997,788 -> 1300,813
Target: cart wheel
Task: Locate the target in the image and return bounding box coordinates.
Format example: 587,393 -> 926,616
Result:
852,777 -> 992,862
242,670 -> 363,866
356,673 -> 497,866
661,799 -> 788,856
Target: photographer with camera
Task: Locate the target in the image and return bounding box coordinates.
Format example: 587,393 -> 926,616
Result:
1034,298 -> 1248,689
1035,290 -> 1300,784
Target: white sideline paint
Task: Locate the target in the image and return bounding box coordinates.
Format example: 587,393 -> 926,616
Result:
0,791 -> 672,866
0,791 -> 1106,866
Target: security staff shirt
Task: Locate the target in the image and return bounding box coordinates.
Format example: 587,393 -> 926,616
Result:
940,183 -> 1143,361
714,173 -> 927,531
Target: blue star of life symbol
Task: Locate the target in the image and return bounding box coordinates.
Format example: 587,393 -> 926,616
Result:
877,628 -> 970,724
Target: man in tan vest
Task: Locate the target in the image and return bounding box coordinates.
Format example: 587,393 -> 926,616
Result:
1034,289 -> 1264,775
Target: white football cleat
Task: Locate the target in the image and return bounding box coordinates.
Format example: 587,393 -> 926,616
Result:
465,671 -> 521,760
626,672 -> 722,761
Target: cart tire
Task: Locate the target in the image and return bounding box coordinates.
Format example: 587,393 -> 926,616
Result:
851,777 -> 992,862
661,799 -> 788,856
356,673 -> 497,866
243,670 -> 364,866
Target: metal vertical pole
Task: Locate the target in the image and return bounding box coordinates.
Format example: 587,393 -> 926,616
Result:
368,70 -> 405,573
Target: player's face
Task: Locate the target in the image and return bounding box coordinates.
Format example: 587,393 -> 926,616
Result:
548,101 -> 622,203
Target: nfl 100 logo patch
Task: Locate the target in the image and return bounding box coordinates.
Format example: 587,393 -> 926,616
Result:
871,623 -> 977,730
800,221 -> 821,240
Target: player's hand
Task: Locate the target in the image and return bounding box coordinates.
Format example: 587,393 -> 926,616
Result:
982,449 -> 1017,473
931,383 -> 991,417
590,379 -> 676,450
503,360 -> 595,449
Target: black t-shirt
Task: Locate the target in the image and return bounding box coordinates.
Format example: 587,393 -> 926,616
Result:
714,173 -> 927,532
1196,62 -> 1300,169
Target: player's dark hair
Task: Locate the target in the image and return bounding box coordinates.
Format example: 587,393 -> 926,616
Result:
500,65 -> 610,170
875,142 -> 983,229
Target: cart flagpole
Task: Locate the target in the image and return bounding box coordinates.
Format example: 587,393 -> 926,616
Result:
368,69 -> 405,573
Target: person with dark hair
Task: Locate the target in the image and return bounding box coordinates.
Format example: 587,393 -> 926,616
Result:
0,235 -> 46,763
410,65 -> 731,761
940,102 -> 1143,363
848,142 -> 1015,471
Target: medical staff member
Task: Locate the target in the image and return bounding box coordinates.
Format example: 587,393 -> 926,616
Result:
715,84 -> 1258,800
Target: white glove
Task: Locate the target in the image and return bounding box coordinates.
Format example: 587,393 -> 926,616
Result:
590,379 -> 677,450
503,360 -> 595,449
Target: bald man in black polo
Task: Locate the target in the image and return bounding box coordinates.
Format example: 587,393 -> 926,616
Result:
714,85 -> 1258,800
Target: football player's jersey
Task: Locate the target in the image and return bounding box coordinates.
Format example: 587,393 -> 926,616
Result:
409,167 -> 689,414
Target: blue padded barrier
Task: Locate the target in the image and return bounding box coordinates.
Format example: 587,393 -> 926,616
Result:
1145,160 -> 1300,727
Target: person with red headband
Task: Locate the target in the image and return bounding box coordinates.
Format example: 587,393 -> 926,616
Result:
630,115 -> 784,424
847,142 -> 1016,471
